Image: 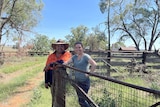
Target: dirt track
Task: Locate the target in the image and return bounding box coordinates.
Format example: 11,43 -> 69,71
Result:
0,64 -> 44,107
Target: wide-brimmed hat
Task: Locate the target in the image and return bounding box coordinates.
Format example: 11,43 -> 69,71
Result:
51,39 -> 69,50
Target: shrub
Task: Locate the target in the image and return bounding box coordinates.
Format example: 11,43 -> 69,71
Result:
95,88 -> 117,107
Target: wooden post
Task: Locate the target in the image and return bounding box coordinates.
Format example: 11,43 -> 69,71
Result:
52,67 -> 67,107
142,52 -> 146,64
107,51 -> 111,76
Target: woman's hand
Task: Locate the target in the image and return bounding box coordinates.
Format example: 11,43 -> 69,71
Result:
85,73 -> 89,77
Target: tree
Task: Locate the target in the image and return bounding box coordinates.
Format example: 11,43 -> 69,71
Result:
0,0 -> 44,49
111,41 -> 125,50
65,25 -> 108,51
99,0 -> 112,51
31,34 -> 51,52
65,25 -> 88,48
86,26 -> 108,51
99,0 -> 160,51
86,33 -> 99,51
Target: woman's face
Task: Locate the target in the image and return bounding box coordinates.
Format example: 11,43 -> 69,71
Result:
74,43 -> 83,54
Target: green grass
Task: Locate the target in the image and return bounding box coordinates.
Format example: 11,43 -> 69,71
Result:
0,56 -> 46,74
90,78 -> 159,107
0,56 -> 159,107
0,63 -> 44,101
25,83 -> 52,107
123,76 -> 146,86
25,83 -> 80,107
26,57 -> 160,107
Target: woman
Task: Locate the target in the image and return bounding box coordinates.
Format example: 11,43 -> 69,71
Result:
64,42 -> 97,107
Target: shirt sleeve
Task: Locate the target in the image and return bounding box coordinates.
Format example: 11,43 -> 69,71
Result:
61,51 -> 72,62
84,53 -> 91,61
46,54 -> 57,65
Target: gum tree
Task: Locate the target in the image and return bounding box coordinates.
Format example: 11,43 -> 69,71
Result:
99,0 -> 160,51
0,0 -> 43,49
65,25 -> 89,48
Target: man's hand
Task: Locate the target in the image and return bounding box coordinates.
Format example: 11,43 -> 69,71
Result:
45,83 -> 49,89
43,65 -> 50,72
56,60 -> 64,64
45,83 -> 51,89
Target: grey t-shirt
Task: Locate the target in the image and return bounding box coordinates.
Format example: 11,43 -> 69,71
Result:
72,53 -> 91,82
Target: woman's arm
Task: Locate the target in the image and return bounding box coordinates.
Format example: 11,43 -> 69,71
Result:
88,57 -> 97,72
63,58 -> 73,65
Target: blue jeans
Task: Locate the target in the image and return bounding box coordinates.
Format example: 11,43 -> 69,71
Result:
45,70 -> 53,84
76,78 -> 90,107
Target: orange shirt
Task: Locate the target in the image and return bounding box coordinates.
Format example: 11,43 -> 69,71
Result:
46,51 -> 72,66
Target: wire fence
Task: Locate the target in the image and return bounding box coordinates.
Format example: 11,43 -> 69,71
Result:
88,76 -> 160,107
62,64 -> 160,107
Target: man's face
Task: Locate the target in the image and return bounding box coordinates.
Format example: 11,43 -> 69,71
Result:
55,44 -> 65,53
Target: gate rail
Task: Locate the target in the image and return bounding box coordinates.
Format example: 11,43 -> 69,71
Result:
52,63 -> 160,107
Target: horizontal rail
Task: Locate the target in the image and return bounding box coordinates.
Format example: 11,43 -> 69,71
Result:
60,63 -> 160,95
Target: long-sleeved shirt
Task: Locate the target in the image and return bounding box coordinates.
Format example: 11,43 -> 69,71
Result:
44,51 -> 72,71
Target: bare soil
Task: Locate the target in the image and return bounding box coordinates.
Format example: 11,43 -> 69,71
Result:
0,64 -> 44,107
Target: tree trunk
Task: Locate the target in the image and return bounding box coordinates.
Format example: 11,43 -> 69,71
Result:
148,41 -> 153,51
0,29 -> 2,45
0,0 -> 4,15
0,0 -> 4,44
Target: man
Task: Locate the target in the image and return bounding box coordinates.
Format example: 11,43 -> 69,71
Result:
43,39 -> 72,88
43,39 -> 72,106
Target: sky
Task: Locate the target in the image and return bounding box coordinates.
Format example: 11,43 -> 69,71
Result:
1,0 -> 124,47
34,0 -> 160,50
34,0 -> 108,40
2,0 -> 159,49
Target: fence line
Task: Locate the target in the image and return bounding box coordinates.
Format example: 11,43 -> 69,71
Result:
63,64 -> 160,95
52,62 -> 160,107
0,51 -> 50,58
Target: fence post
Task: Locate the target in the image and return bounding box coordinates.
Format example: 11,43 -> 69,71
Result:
142,52 -> 146,64
52,67 -> 67,107
107,51 -> 111,76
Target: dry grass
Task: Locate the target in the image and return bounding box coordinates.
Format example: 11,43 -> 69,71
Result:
1,46 -> 18,52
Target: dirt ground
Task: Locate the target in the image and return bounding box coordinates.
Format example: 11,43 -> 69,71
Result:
0,65 -> 44,107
